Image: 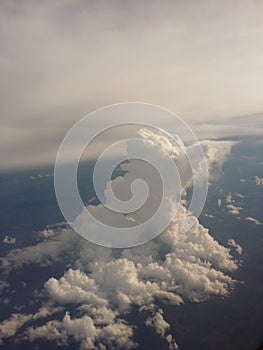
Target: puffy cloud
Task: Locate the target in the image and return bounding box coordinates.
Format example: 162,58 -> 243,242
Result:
45,269 -> 108,307
137,128 -> 186,160
26,311 -> 134,350
199,140 -> 236,179
0,201 -> 239,348
0,204 -> 240,349
2,235 -> 16,244
0,228 -> 77,272
135,129 -> 236,186
226,192 -> 243,216
73,129 -> 235,248
0,313 -> 33,345
0,306 -> 64,345
0,130 -> 241,349
145,309 -> 178,350
228,239 -> 242,255
255,176 -> 263,186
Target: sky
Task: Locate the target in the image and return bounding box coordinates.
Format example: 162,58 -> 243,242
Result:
1,0 -> 263,169
1,3 -> 263,348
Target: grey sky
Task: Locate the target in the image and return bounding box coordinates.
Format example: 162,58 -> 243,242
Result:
1,0 -> 263,169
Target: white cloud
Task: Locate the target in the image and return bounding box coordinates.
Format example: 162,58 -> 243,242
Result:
1,228 -> 77,272
145,309 -> 178,350
228,239 -> 242,255
26,311 -> 135,350
0,200 -> 241,348
2,235 -> 16,245
0,305 -> 64,345
30,172 -> 53,180
204,213 -> 215,218
255,176 -> 263,186
246,217 -> 262,225
200,140 -> 236,174
0,202 -> 240,348
138,128 -> 186,159
74,129 -> 235,247
226,192 -> 243,216
0,131 -> 241,349
0,313 -> 33,345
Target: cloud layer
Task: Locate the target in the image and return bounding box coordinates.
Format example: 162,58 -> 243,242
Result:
0,202 -> 240,348
0,133 -> 241,349
1,0 -> 263,168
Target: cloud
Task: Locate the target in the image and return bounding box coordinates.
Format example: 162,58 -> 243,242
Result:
246,217 -> 262,225
0,228 -> 77,273
72,129 -> 235,246
26,312 -> 135,350
145,308 -> 178,350
0,305 -> 64,345
255,176 -> 263,186
204,213 -> 215,218
0,130 -> 241,348
2,235 -> 16,245
199,140 -> 236,180
0,313 -> 33,345
225,192 -> 243,216
30,172 -> 53,180
1,0 -> 263,169
0,204 -> 240,348
228,239 -> 242,255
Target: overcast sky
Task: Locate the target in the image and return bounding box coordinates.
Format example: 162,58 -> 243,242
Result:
1,0 -> 263,169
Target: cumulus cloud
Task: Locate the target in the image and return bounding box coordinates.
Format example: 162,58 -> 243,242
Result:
0,204 -> 240,349
145,308 -> 178,350
255,176 -> 263,186
228,239 -> 242,255
72,128 -> 236,248
26,311 -> 134,350
0,305 -> 64,345
0,130 -> 240,349
199,140 -> 236,179
2,235 -> 16,245
0,313 -> 33,345
226,192 -> 243,216
0,228 -> 77,273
